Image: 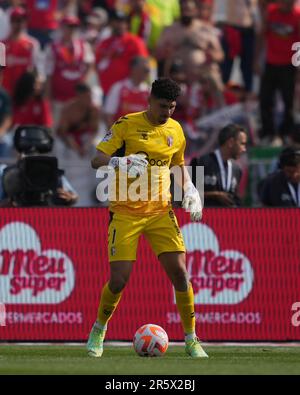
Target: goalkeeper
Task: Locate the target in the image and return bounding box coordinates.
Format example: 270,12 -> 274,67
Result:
87,78 -> 208,358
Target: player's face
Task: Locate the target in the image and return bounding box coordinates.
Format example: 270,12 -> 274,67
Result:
283,164 -> 300,184
149,97 -> 177,124
231,132 -> 247,159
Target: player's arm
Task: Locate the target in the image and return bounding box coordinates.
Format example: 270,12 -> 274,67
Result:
172,165 -> 203,221
91,150 -> 111,169
91,119 -> 148,176
181,165 -> 203,222
171,136 -> 202,222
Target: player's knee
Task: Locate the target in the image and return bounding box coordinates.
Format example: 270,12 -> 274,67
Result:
171,267 -> 189,291
109,276 -> 129,294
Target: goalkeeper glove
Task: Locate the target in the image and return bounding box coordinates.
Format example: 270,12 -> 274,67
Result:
108,154 -> 148,177
182,181 -> 203,222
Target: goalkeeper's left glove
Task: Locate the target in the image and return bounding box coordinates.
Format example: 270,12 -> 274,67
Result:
182,181 -> 203,222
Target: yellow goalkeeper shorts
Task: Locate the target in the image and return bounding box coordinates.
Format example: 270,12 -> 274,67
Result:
108,210 -> 186,262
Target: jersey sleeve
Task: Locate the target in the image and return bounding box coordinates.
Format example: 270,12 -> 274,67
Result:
170,126 -> 186,167
96,117 -> 128,156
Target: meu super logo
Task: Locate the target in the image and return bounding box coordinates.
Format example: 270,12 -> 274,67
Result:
181,223 -> 254,304
0,222 -> 75,304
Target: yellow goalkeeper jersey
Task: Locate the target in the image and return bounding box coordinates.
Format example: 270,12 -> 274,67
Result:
96,111 -> 186,215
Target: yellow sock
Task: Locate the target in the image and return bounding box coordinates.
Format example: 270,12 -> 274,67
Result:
97,282 -> 122,328
175,283 -> 196,335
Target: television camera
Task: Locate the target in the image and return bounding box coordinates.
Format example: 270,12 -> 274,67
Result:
2,125 -> 63,207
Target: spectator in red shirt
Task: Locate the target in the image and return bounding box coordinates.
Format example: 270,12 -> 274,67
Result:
95,9 -> 149,95
45,15 -> 95,125
12,70 -> 53,128
104,55 -> 151,126
257,0 -> 300,146
27,0 -> 59,49
2,7 -> 41,97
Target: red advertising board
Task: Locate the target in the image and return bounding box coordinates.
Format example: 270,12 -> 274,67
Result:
0,208 -> 299,341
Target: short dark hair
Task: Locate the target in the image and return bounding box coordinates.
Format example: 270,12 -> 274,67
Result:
151,78 -> 181,101
279,147 -> 300,168
218,124 -> 246,146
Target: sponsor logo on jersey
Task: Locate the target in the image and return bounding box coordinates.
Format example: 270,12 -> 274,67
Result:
102,130 -> 113,142
135,151 -> 168,167
137,130 -> 149,141
167,136 -> 173,147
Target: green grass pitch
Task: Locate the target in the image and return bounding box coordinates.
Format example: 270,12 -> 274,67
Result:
0,345 -> 300,375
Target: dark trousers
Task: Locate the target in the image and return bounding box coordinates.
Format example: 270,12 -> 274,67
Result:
259,64 -> 296,138
221,25 -> 255,92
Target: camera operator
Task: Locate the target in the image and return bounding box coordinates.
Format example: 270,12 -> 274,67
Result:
0,125 -> 78,207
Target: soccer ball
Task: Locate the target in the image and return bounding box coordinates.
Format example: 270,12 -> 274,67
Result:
133,324 -> 169,357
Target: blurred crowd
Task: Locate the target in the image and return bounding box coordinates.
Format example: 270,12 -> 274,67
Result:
0,0 -> 300,207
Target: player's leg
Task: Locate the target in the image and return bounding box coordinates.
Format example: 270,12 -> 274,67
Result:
98,260 -> 133,324
87,212 -> 143,357
159,252 -> 208,358
144,211 -> 208,358
87,261 -> 133,357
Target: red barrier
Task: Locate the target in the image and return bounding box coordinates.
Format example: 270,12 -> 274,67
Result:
0,208 -> 299,341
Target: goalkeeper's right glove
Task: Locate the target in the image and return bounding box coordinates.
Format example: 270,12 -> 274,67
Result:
108,154 -> 148,177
